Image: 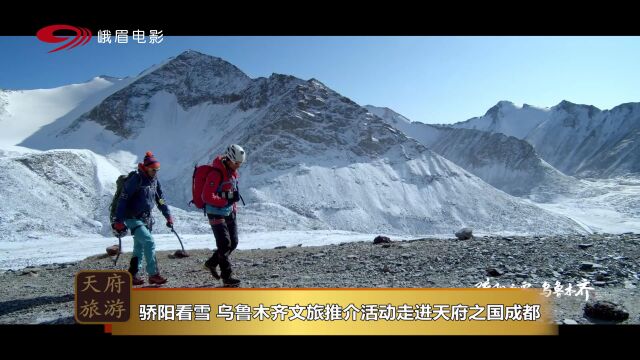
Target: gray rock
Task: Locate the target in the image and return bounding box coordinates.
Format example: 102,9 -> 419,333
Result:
20,268 -> 41,275
270,274 -> 280,278
106,245 -> 120,256
347,255 -> 358,260
584,301 -> 629,322
274,246 -> 286,250
374,236 -> 391,244
562,319 -> 578,325
580,262 -> 604,271
455,228 -> 473,240
486,268 -> 503,277
578,244 -> 594,249
401,253 -> 412,259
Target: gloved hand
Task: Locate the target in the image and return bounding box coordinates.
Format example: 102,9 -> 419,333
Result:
166,216 -> 174,228
226,191 -> 240,205
112,222 -> 127,237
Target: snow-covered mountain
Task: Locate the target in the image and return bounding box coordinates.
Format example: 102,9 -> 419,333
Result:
451,100 -> 640,177
0,76 -> 134,147
3,51 -> 587,237
366,105 -> 585,201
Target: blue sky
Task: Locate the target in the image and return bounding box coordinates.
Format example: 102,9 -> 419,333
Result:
1,36 -> 639,124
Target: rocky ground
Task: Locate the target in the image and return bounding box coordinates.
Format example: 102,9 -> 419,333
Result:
1,233 -> 638,325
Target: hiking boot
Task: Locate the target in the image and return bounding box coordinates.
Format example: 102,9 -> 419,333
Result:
204,258 -> 220,280
148,273 -> 167,285
128,257 -> 144,285
222,277 -> 241,287
132,275 -> 144,285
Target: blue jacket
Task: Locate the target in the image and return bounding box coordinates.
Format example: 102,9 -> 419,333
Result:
114,168 -> 171,222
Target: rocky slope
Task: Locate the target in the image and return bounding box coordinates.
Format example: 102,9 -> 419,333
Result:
1,233 -> 638,325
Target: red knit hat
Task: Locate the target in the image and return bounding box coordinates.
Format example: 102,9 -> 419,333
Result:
143,151 -> 160,169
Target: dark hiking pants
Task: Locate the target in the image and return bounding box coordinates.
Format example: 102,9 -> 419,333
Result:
207,211 -> 238,279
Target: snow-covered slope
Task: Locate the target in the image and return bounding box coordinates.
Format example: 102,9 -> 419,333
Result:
527,101 -> 640,177
0,76 -> 133,147
451,100 -> 640,177
368,105 -> 639,233
0,146 -> 219,242
9,51 -> 586,236
367,105 -> 585,201
452,101 -> 550,140
0,148 -> 120,241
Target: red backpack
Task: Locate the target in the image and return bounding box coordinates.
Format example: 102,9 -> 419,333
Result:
189,164 -> 222,210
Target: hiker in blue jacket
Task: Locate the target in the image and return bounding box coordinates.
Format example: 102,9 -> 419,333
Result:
112,151 -> 174,285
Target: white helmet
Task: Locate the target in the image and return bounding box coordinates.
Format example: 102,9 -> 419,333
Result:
225,144 -> 246,163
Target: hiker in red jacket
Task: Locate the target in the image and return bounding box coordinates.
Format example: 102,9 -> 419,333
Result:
203,144 -> 245,286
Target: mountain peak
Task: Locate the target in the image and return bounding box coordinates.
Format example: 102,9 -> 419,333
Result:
554,100 -> 601,115
484,100 -> 518,119
162,51 -> 247,77
177,49 -> 208,57
557,99 -> 576,108
496,100 -> 517,109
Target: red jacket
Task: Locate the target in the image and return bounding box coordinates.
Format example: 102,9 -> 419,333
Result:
202,156 -> 239,211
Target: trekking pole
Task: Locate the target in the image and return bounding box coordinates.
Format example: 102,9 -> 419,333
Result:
170,226 -> 189,258
114,234 -> 122,266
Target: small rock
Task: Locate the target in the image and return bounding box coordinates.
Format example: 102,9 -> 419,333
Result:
381,244 -> 391,248
312,253 -> 326,258
580,262 -> 604,271
592,281 -> 607,287
296,244 -> 302,247
373,236 -> 391,244
382,265 -> 391,273
562,319 -> 578,325
578,244 -> 594,249
20,268 -> 41,276
270,274 -> 280,278
347,255 -> 358,260
455,228 -> 473,240
584,301 -> 629,322
502,237 -> 514,241
106,245 -> 120,256
486,268 -> 503,277
401,253 -> 412,259
274,246 -> 286,250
